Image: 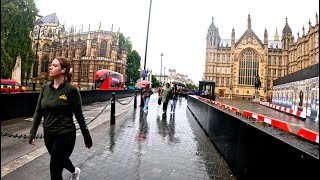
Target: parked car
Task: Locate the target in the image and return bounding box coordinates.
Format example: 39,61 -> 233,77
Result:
1,79 -> 27,93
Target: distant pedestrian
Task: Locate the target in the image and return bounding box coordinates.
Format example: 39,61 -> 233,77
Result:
29,56 -> 92,180
142,84 -> 153,112
161,83 -> 172,114
170,85 -> 179,114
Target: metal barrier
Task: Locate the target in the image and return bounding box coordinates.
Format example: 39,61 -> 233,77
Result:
1,91 -> 137,141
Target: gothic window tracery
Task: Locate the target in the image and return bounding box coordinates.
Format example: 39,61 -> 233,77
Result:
41,55 -> 49,72
238,48 -> 259,86
80,41 -> 86,57
100,41 -> 107,57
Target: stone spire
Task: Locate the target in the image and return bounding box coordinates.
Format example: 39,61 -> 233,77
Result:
274,26 -> 279,41
248,14 -> 251,29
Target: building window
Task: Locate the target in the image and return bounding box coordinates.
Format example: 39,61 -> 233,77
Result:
221,77 -> 224,85
226,77 -> 229,85
314,33 -> 316,49
216,77 -> 219,85
41,56 -> 48,72
268,56 -> 271,65
299,45 -> 302,57
222,55 -> 225,63
227,55 -> 230,63
273,69 -> 276,76
238,48 -> 259,85
80,64 -> 89,80
226,67 -> 230,74
81,42 -> 86,57
267,80 -> 271,88
221,67 -> 225,74
216,55 -> 220,63
279,56 -> 282,66
278,69 -> 282,77
100,41 -> 107,57
217,67 -> 220,73
43,43 -> 50,51
273,56 -> 277,65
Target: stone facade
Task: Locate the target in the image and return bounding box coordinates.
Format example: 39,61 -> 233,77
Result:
203,14 -> 319,100
30,13 -> 127,89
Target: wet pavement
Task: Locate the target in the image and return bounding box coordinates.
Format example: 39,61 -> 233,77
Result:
2,94 -> 235,180
216,98 -> 319,133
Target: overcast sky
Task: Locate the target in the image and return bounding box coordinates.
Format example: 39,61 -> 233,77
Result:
35,0 -> 319,84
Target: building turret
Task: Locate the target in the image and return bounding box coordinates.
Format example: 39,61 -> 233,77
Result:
264,28 -> 268,45
231,27 -> 235,44
282,17 -> 293,50
316,12 -> 319,24
206,17 -> 221,48
302,26 -> 305,36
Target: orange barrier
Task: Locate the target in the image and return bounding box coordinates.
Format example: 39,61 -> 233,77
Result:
271,118 -> 292,133
297,127 -> 319,143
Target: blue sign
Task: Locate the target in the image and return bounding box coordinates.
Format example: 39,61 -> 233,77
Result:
141,70 -> 148,78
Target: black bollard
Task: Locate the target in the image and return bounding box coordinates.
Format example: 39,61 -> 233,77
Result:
111,92 -> 115,125
140,88 -> 144,107
134,90 -> 137,108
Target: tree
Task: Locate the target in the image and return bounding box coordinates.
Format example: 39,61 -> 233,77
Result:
126,50 -> 141,85
118,32 -> 132,53
151,75 -> 159,88
186,83 -> 198,90
1,0 -> 38,80
118,32 -> 141,85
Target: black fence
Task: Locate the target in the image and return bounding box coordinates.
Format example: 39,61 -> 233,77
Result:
0,90 -> 135,121
273,63 -> 319,86
187,95 -> 318,179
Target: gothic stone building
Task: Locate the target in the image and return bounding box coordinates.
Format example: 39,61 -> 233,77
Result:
30,13 -> 127,89
203,14 -> 319,100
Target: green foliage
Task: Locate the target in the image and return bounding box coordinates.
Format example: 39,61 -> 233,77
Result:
1,0 -> 38,79
118,32 -> 132,53
119,33 -> 141,85
186,83 -> 198,90
126,50 -> 141,84
151,75 -> 159,87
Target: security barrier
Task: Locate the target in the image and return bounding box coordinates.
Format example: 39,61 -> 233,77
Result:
0,89 -> 135,121
188,95 -> 319,179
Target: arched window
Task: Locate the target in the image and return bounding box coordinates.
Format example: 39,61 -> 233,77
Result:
43,43 -> 50,51
238,48 -> 259,86
80,41 -> 87,57
100,41 -> 107,57
41,55 -> 49,72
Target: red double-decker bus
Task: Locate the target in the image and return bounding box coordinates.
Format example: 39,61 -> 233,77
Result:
94,69 -> 124,90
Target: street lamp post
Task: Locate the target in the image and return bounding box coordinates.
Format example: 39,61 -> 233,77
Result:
141,0 -> 153,107
160,52 -> 163,86
33,23 -> 42,91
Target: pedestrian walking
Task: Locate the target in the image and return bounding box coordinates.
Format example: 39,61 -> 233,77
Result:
29,56 -> 92,180
142,84 -> 153,113
161,83 -> 172,114
170,85 -> 179,114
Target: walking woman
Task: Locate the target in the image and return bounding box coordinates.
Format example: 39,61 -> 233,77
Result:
142,84 -> 153,112
170,85 -> 179,114
29,56 -> 92,180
